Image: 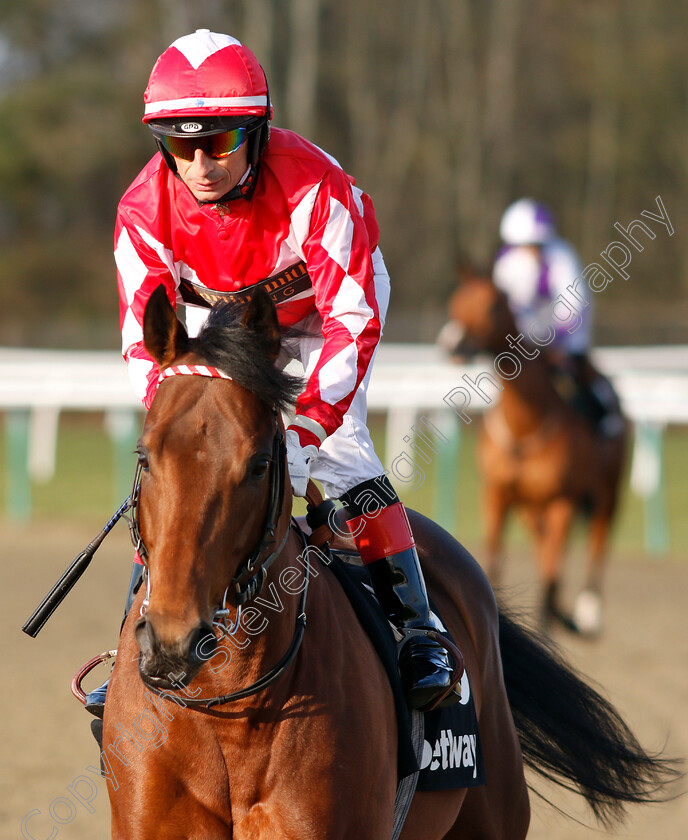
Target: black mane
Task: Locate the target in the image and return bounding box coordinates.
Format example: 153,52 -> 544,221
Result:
190,302 -> 303,411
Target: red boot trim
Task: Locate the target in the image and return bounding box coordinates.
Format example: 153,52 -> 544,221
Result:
346,502 -> 415,564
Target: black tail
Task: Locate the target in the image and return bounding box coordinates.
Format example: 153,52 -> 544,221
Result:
498,608 -> 683,826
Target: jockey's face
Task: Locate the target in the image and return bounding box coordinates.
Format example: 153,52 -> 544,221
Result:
174,143 -> 250,202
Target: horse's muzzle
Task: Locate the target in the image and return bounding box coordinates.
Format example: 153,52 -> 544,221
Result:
135,615 -> 217,689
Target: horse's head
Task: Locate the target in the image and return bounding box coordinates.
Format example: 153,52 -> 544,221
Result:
133,286 -> 301,691
445,270 -> 517,358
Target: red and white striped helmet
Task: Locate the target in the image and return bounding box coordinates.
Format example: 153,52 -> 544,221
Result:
143,30 -> 271,123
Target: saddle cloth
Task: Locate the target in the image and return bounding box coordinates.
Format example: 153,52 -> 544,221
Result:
325,551 -> 486,791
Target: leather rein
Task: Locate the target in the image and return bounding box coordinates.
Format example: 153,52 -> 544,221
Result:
125,362 -> 311,709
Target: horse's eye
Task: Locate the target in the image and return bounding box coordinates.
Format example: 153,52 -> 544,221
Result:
250,456 -> 271,480
136,448 -> 150,472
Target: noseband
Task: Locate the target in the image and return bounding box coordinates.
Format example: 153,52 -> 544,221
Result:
128,363 -> 289,607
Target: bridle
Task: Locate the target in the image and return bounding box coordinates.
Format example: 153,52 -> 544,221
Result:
125,362 -> 310,708
128,363 -> 289,605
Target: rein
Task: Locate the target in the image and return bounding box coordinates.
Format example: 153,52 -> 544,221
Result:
127,361 -> 310,709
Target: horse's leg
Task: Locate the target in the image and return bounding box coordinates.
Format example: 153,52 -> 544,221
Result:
399,790 -> 466,840
482,483 -> 509,587
434,671 -> 530,840
574,440 -> 625,635
441,782 -> 529,840
536,498 -> 576,632
522,506 -> 544,541
573,506 -> 612,636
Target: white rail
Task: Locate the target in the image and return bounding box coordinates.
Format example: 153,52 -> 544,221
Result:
1,344 -> 685,552
3,344 -> 688,419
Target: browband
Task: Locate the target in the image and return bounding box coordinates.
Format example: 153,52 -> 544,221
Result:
158,364 -> 233,383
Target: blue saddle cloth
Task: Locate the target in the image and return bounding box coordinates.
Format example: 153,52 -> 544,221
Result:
325,552 -> 486,791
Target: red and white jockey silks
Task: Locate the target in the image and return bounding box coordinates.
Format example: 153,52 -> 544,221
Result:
115,128 -> 387,446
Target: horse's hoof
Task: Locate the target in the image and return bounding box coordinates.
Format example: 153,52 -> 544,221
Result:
554,609 -> 579,634
573,589 -> 602,637
542,583 -> 578,635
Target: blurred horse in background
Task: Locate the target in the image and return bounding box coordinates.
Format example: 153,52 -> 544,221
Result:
439,269 -> 628,635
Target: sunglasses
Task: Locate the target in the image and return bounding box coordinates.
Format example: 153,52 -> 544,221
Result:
158,127 -> 248,162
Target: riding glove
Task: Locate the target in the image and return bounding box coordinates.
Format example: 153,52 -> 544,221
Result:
285,428 -> 319,497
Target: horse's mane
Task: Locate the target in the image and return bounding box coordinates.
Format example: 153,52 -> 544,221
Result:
191,302 -> 303,411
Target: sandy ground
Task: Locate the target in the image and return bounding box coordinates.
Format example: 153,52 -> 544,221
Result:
2,519 -> 686,839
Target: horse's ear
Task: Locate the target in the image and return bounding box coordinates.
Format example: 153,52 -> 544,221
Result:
143,285 -> 189,368
242,287 -> 281,360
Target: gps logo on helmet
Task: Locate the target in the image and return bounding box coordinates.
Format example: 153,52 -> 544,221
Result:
181,121 -> 203,133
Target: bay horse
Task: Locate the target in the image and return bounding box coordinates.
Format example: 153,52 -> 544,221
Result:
442,270 -> 628,635
101,285 -> 674,839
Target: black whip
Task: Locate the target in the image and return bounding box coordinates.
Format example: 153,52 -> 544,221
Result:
21,496 -> 132,638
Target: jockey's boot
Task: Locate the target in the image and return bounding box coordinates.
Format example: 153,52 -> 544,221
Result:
342,478 -> 460,710
84,561 -> 145,719
553,353 -> 623,435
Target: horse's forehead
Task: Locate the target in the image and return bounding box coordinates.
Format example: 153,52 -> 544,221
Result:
145,376 -> 271,444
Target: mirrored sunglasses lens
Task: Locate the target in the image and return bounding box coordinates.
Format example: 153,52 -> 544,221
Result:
208,128 -> 246,158
160,135 -> 196,161
160,128 -> 246,161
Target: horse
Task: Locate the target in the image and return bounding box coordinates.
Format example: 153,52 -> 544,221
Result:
440,269 -> 628,635
101,284 -> 676,839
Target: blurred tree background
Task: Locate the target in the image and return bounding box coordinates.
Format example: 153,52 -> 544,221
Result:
0,0 -> 686,349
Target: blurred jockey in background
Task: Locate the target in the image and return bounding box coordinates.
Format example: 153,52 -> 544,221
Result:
493,198 -> 620,433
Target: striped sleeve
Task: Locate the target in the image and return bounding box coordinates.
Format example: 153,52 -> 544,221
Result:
114,210 -> 178,409
291,167 -> 383,440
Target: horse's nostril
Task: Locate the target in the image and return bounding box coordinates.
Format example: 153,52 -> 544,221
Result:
134,615 -> 215,685
134,616 -> 156,659
188,621 -> 217,667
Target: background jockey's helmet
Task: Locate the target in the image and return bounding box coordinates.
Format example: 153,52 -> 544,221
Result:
499,198 -> 557,246
143,30 -> 271,175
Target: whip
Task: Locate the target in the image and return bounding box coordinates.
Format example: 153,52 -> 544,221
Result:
21,496 -> 132,638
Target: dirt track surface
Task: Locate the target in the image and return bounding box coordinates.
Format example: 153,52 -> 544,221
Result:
2,520 -> 686,839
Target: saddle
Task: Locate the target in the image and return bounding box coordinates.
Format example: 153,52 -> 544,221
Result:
547,353 -> 624,436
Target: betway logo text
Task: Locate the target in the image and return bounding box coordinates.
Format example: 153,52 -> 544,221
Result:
420,730 -> 478,778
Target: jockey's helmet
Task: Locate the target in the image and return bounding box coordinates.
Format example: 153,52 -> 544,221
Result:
499,199 -> 556,246
142,30 -> 271,176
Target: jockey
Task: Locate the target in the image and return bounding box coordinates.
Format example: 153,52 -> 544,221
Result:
493,198 -> 614,428
85,30 -> 457,716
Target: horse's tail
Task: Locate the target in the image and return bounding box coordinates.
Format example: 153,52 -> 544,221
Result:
498,608 -> 682,826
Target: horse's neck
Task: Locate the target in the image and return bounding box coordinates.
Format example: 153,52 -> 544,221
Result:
495,355 -> 563,437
